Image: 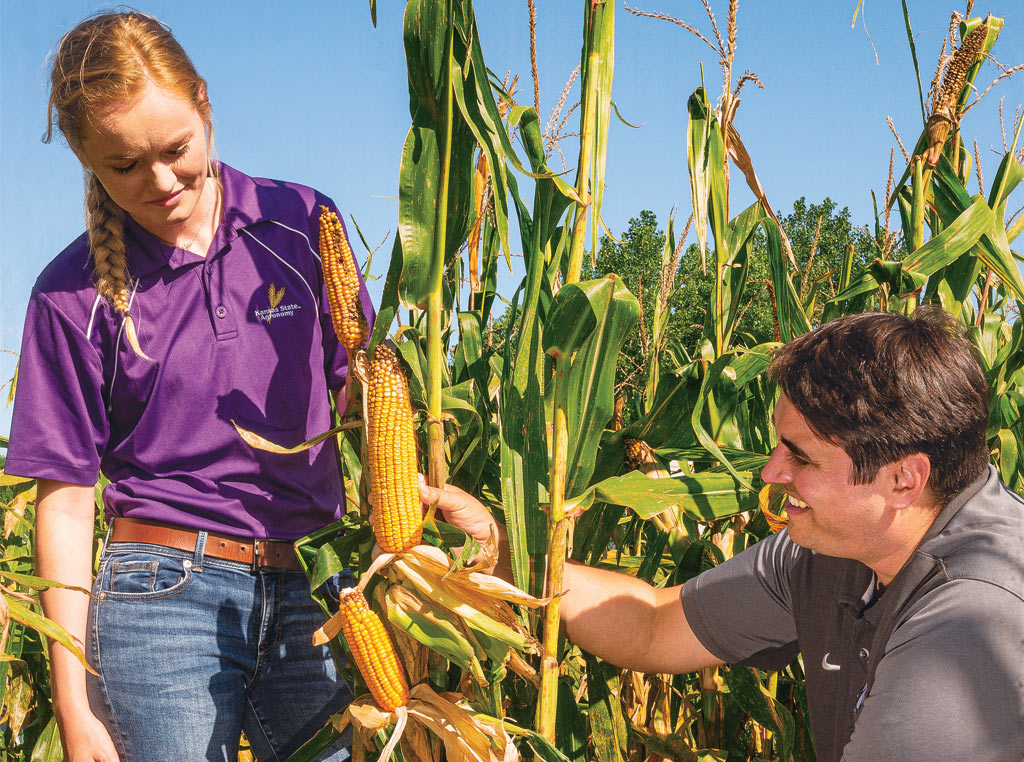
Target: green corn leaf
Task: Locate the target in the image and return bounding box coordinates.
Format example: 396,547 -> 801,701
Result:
450,57 -> 511,264
764,217 -> 811,342
385,588 -> 485,684
500,105 -> 575,596
903,195 -> 992,273
0,570 -> 92,596
996,429 -> 1019,485
281,722 -> 344,762
543,276 -> 640,497
723,666 -> 796,762
900,0 -> 927,126
5,597 -> 97,675
29,716 -> 63,762
586,654 -> 630,762
691,345 -> 777,489
564,470 -> 755,522
686,87 -> 727,270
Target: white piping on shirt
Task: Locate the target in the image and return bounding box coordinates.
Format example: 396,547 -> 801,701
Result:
239,228 -> 319,310
107,282 -> 142,409
265,219 -> 322,263
86,293 -> 103,340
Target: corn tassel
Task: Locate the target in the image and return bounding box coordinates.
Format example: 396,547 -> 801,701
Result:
318,205 -> 368,350
367,344 -> 423,553
338,587 -> 410,712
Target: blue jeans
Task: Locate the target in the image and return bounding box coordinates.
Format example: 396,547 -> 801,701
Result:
85,539 -> 353,761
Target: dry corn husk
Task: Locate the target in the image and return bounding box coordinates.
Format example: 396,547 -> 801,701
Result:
331,684 -> 519,762
758,483 -> 789,533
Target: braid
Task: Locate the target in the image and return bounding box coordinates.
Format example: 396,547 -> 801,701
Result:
85,171 -> 131,315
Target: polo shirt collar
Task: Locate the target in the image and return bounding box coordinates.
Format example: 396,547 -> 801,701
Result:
862,465 -> 992,626
123,161 -> 265,278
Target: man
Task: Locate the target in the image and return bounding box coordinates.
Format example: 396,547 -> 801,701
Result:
426,308 -> 1024,762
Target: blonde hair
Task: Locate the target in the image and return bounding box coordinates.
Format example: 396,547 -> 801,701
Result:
45,10 -> 214,317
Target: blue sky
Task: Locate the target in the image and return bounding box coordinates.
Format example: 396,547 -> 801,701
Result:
2,1 -> 1022,436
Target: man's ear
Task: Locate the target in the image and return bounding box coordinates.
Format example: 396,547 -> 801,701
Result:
892,453 -> 931,509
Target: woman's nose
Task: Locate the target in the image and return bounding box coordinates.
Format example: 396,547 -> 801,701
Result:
147,161 -> 178,193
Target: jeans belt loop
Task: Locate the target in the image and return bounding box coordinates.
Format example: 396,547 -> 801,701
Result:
193,530 -> 208,573
102,518 -> 114,551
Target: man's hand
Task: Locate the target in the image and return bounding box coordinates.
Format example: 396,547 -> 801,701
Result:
417,476 -> 511,580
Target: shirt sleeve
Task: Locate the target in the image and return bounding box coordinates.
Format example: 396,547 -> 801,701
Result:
313,197 -> 375,391
681,529 -> 804,670
842,579 -> 1024,762
5,291 -> 109,485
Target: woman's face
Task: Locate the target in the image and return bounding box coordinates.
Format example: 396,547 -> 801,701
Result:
77,79 -> 210,239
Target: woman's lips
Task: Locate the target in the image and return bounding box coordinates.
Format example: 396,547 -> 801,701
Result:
148,188 -> 185,206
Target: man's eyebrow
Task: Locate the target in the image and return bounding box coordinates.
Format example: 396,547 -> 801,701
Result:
780,435 -> 812,461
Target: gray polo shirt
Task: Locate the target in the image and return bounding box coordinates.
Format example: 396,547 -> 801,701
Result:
681,466 -> 1024,762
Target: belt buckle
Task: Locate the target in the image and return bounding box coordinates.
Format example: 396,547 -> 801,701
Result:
252,539 -> 265,570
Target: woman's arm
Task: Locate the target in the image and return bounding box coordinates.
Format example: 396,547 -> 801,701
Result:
420,481 -> 723,675
36,479 -> 120,761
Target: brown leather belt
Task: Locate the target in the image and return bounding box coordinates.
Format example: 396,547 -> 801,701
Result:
110,517 -> 303,571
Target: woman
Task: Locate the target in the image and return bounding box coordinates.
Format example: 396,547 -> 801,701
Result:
5,10 -> 370,761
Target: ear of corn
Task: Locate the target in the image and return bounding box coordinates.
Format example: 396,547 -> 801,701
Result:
339,587 -> 410,712
936,24 -> 988,116
367,344 -> 423,553
925,23 -> 989,165
318,205 -> 369,350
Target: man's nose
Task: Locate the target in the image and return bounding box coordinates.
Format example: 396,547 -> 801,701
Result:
760,447 -> 791,484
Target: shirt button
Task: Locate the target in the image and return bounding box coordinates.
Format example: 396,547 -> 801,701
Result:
858,647 -> 870,660
215,305 -> 227,319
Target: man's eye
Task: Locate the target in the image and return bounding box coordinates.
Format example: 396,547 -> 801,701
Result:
170,143 -> 190,158
786,450 -> 810,466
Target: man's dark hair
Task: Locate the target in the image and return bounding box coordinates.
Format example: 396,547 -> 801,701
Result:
769,307 -> 990,504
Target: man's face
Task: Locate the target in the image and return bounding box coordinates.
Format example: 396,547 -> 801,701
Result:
761,395 -> 898,565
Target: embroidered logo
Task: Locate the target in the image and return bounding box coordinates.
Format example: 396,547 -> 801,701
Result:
254,283 -> 301,323
821,652 -> 841,672
269,284 -> 284,310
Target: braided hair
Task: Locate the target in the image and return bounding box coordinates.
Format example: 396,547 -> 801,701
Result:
45,10 -> 214,326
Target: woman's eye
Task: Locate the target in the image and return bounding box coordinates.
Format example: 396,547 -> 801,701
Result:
170,143 -> 190,159
112,163 -> 135,175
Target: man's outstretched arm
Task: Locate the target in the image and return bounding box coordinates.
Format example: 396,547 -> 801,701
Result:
421,480 -> 724,675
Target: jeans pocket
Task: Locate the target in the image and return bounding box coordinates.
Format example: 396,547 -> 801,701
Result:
99,548 -> 194,601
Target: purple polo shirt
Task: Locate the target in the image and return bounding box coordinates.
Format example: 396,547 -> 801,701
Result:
6,163 -> 373,540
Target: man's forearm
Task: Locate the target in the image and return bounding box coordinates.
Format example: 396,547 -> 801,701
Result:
558,561 -> 722,675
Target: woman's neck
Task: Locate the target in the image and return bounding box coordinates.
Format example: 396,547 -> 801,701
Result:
148,176 -> 221,258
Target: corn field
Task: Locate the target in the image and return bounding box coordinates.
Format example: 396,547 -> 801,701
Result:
3,1 -> 1023,760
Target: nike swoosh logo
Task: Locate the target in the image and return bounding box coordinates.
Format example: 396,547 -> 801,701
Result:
822,652 -> 841,671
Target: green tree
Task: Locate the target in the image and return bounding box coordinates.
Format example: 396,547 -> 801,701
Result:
782,196 -> 874,322
588,200 -> 872,419
583,210 -> 676,408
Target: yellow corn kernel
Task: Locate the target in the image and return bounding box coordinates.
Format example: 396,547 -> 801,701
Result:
367,344 -> 423,553
338,588 -> 410,712
318,205 -> 368,350
623,436 -> 653,471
